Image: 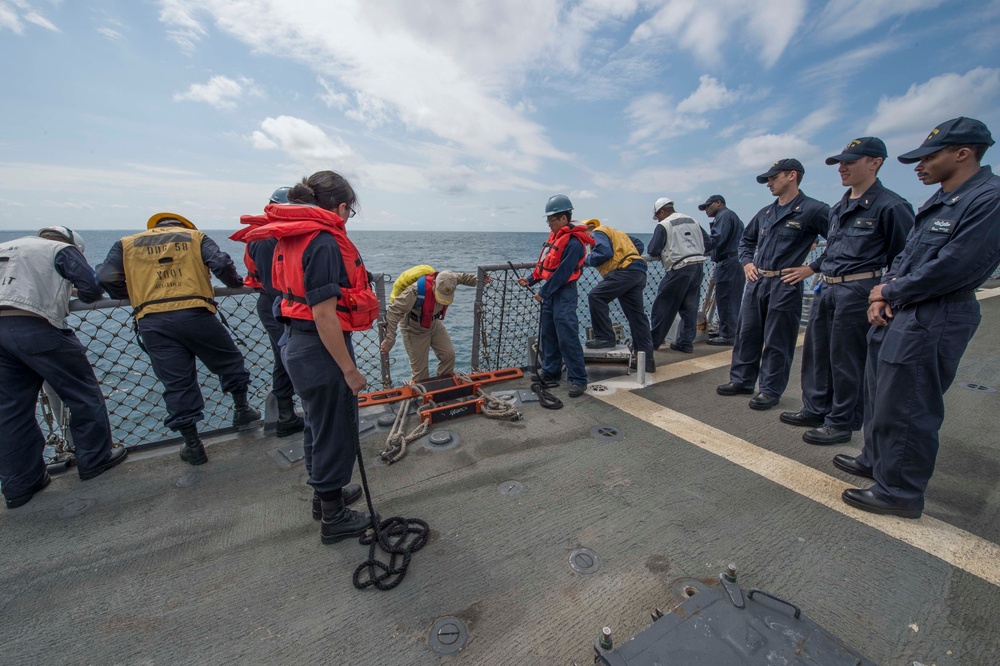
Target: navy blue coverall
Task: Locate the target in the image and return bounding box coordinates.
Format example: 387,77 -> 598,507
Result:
278,234 -> 358,496
527,237 -> 588,386
648,222 -> 712,352
98,236 -> 250,431
730,193 -> 830,397
248,239 -> 294,401
799,180 -> 913,430
0,247 -> 114,501
709,207 -> 746,340
585,232 -> 653,358
858,166 -> 1000,509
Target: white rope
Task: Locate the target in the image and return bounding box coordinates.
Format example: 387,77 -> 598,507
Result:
378,397 -> 429,464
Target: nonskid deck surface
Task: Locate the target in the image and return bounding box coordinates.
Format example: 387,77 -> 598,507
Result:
3,290 -> 999,665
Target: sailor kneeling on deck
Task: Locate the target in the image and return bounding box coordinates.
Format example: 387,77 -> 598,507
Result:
380,267 -> 483,382
1,227 -> 128,509
98,213 -> 260,466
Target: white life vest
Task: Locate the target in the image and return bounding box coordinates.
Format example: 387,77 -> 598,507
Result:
0,236 -> 74,329
657,213 -> 707,270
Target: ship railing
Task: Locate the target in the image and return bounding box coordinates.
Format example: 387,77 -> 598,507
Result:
43,274 -> 392,451
471,244 -> 828,371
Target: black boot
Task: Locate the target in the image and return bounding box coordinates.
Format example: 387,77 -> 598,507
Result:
320,495 -> 374,544
276,397 -> 305,437
179,426 -> 208,465
312,484 -> 363,520
231,390 -> 261,428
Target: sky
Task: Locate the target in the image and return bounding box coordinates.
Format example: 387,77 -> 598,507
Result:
1,0 -> 999,233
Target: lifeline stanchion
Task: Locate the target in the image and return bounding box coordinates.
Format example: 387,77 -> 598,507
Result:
346,387 -> 429,591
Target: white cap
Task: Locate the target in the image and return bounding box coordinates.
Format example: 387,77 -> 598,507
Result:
653,197 -> 673,214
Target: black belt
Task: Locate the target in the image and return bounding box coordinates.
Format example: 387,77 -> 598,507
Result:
942,291 -> 977,302
288,327 -> 320,336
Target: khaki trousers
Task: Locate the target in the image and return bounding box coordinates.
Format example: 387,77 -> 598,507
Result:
401,318 -> 455,381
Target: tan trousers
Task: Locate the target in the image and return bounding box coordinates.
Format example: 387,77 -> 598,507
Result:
400,318 -> 455,381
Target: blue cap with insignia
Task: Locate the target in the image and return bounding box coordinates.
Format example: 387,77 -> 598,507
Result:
897,117 -> 994,164
825,137 -> 887,164
756,158 -> 805,183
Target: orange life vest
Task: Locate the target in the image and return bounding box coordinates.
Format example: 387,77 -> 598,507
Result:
531,223 -> 594,283
244,204 -> 378,331
230,214 -> 267,289
415,272 -> 447,328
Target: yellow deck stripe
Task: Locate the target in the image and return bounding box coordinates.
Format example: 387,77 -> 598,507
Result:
589,284 -> 1000,588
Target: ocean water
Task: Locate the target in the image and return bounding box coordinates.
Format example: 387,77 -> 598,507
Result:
0,228 -> 654,378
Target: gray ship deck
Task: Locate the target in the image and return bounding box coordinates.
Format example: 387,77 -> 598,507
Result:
4,289 -> 1000,665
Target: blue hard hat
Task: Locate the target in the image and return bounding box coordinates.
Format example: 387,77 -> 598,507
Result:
269,186 -> 291,204
545,194 -> 573,217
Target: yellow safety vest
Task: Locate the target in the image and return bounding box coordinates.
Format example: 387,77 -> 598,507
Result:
121,227 -> 216,319
593,225 -> 642,276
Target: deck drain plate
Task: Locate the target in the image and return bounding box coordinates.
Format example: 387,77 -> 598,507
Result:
176,472 -> 200,487
428,617 -> 468,654
957,381 -> 996,393
569,547 -> 602,574
421,430 -> 460,451
591,425 -> 624,442
58,498 -> 96,518
498,480 -> 524,496
517,389 -> 540,403
588,383 -> 609,393
358,418 -> 375,434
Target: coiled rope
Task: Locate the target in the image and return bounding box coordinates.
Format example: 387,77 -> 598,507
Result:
347,388 -> 429,591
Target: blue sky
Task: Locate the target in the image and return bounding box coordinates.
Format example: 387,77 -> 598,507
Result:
1,0 -> 999,233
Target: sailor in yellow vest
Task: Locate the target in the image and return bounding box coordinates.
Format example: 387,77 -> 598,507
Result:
379,267 -> 483,381
582,219 -> 656,373
97,213 -> 260,466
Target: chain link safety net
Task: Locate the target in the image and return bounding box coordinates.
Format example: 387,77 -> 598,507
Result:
472,245 -> 828,371
39,276 -> 391,451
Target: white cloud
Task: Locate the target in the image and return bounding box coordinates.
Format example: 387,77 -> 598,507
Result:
0,4 -> 22,34
728,133 -> 817,170
866,67 -> 1000,135
813,0 -> 943,41
626,93 -> 707,146
792,106 -> 839,138
345,91 -> 393,129
798,40 -> 902,87
173,75 -> 263,110
155,0 -> 572,173
158,0 -> 207,55
23,10 -> 56,31
317,77 -> 348,109
571,189 -> 598,199
631,0 -> 807,67
97,26 -> 123,40
1,1 -> 58,33
676,75 -> 739,114
251,116 -> 354,162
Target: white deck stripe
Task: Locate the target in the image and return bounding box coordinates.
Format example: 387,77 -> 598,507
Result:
590,284 -> 1000,588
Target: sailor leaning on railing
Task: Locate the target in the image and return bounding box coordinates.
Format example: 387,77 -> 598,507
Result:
0,226 -> 128,509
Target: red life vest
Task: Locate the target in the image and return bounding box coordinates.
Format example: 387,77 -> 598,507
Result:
531,223 -> 595,283
244,204 -> 379,331
415,273 -> 447,328
230,214 -> 267,289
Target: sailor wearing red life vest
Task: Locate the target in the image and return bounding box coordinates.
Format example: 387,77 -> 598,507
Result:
230,186 -> 304,438
517,194 -> 595,398
244,170 -> 376,545
380,268 -> 482,381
